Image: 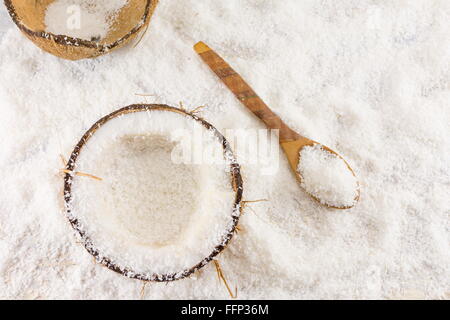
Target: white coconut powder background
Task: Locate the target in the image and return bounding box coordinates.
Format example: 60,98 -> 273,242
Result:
0,0 -> 449,299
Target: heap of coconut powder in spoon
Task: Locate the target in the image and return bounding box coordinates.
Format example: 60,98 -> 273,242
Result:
297,144 -> 359,208
45,0 -> 128,41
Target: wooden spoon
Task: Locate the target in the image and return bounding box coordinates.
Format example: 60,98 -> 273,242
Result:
194,41 -> 360,209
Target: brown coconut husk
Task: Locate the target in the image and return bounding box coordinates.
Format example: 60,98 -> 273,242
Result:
63,104 -> 244,282
4,0 -> 159,60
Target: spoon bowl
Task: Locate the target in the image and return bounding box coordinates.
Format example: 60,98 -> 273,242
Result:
281,138 -> 360,209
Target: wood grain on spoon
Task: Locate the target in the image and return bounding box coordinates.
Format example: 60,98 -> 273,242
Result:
194,42 -> 303,142
194,41 -> 359,209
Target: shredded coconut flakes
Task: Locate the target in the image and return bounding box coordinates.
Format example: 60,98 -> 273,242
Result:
45,0 -> 128,41
297,144 -> 358,208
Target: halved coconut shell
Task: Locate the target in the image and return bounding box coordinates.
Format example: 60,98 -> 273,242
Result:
4,0 -> 159,60
63,104 -> 244,281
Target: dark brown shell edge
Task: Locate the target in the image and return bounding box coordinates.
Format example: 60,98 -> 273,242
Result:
63,104 -> 244,282
3,0 -> 158,59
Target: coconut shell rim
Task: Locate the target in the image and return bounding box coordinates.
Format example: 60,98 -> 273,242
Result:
3,0 -> 157,52
63,104 -> 244,282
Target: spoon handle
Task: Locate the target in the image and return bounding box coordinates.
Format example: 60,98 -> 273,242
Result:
194,41 -> 300,142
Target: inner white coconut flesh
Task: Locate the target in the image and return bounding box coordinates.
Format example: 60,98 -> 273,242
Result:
45,0 -> 128,41
68,110 -> 238,277
100,134 -> 201,247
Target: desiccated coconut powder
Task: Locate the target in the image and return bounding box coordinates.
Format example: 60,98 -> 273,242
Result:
297,144 -> 359,208
0,0 -> 449,300
45,0 -> 128,41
